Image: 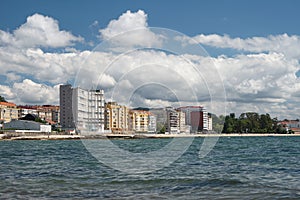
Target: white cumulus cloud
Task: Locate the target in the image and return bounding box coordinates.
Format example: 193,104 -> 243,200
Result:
178,33 -> 300,59
99,10 -> 163,48
0,13 -> 82,48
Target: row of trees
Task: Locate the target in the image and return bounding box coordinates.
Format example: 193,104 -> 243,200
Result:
222,112 -> 291,134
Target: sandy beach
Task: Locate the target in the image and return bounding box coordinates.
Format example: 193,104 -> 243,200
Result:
1,132 -> 300,140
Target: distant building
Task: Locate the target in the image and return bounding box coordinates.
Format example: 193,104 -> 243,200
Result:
59,84 -> 105,134
148,113 -> 157,133
0,102 -> 19,123
60,84 -> 75,129
166,107 -> 180,134
177,106 -> 209,132
18,105 -> 60,124
3,114 -> 51,132
18,107 -> 38,118
150,108 -> 167,132
278,120 -> 300,132
105,102 -> 129,133
208,114 -> 213,131
129,110 -> 149,132
4,120 -> 42,130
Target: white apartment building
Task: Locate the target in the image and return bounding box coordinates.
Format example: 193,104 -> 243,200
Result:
60,84 -> 105,134
148,114 -> 157,133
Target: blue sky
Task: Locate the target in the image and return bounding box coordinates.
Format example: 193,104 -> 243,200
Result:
1,1 -> 300,119
1,0 -> 300,42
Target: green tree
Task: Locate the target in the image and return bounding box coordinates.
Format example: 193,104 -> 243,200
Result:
222,113 -> 236,133
0,95 -> 7,102
260,113 -> 273,133
211,114 -> 225,133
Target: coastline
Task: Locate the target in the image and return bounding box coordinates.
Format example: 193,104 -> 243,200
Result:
1,132 -> 300,141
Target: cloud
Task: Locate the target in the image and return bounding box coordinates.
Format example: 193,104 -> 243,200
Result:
213,52 -> 300,118
12,79 -> 60,105
180,33 -> 300,59
1,11 -> 300,120
0,13 -> 82,48
0,85 -> 16,100
99,10 -> 163,48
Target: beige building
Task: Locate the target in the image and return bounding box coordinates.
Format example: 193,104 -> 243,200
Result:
0,102 -> 19,123
129,110 -> 149,132
105,102 -> 129,133
178,110 -> 187,133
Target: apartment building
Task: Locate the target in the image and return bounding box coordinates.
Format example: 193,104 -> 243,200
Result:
60,84 -> 105,133
104,102 -> 129,133
0,102 -> 19,123
148,114 -> 157,133
177,106 -> 209,132
129,110 -> 149,132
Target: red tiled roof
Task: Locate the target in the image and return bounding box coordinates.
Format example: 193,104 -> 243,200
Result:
0,102 -> 16,107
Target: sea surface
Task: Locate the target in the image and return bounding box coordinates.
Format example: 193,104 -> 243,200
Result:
1,136 -> 300,199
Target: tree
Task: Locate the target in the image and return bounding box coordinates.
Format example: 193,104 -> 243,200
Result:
222,113 -> 236,133
0,96 -> 7,102
211,114 -> 225,133
222,112 -> 281,133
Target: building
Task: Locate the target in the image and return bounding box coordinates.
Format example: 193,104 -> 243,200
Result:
0,102 -> 19,123
166,107 -> 180,134
18,105 -> 60,124
208,114 -> 213,131
60,84 -> 74,129
105,102 -> 129,133
150,108 -> 167,132
18,106 -> 38,118
129,110 -> 149,132
148,113 -> 157,133
278,120 -> 300,132
178,106 -> 209,132
177,110 -> 190,133
3,114 -> 51,132
60,84 -> 105,134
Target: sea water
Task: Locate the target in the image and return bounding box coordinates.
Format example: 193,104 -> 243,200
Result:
0,136 -> 300,199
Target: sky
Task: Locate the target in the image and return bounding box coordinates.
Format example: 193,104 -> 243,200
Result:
0,0 -> 300,119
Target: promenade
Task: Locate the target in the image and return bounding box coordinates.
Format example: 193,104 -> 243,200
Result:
1,131 -> 300,140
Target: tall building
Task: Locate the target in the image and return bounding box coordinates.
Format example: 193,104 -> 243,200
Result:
166,107 -> 180,134
177,110 -> 188,133
148,113 -> 157,133
208,114 -> 213,131
177,106 -> 209,132
104,102 -> 129,133
60,84 -> 105,133
60,84 -> 75,129
129,110 -> 149,132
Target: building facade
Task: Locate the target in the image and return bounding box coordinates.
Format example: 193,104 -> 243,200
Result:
18,105 -> 60,124
166,107 -> 180,134
0,102 -> 19,123
129,110 -> 149,132
60,84 -> 105,133
148,114 -> 157,133
104,102 -> 129,133
60,84 -> 75,129
178,106 -> 209,132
